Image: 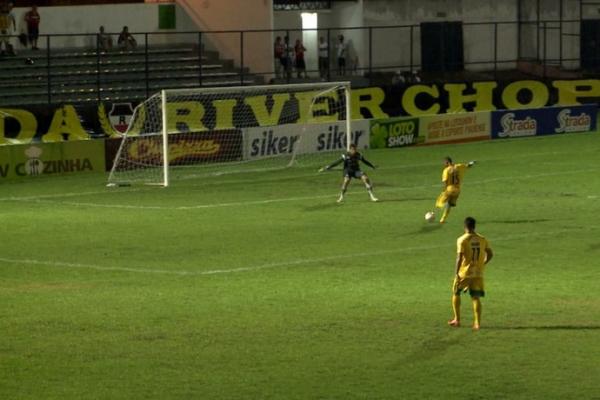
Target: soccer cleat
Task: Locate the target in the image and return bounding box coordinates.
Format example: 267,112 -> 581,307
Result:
472,324 -> 480,331
370,195 -> 379,202
447,319 -> 460,327
337,194 -> 344,203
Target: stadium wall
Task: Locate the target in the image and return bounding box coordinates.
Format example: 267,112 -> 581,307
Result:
275,0 -> 585,72
11,1 -> 274,75
176,0 -> 274,77
11,3 -> 197,47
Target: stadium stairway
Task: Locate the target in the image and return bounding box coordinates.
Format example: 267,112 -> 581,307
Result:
0,44 -> 261,107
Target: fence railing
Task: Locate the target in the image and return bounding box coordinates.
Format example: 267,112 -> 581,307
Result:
0,20 -> 592,106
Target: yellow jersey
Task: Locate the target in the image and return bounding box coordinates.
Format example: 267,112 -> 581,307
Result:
442,163 -> 468,193
457,232 -> 490,278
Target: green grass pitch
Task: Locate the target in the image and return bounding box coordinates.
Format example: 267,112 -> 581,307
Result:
1,132 -> 599,399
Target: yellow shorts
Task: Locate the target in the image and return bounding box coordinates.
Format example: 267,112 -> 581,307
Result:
452,276 -> 485,297
436,189 -> 460,208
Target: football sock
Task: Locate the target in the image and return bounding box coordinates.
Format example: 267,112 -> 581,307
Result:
472,298 -> 482,326
440,204 -> 451,222
452,294 -> 461,322
362,181 -> 374,196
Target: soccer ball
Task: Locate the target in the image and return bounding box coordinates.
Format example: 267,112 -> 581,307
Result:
425,211 -> 435,222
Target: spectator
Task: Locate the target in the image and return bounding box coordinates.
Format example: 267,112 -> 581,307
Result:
117,26 -> 136,50
294,39 -> 306,78
336,34 -> 347,75
318,36 -> 329,79
0,2 -> 16,56
273,36 -> 284,78
282,36 -> 292,79
98,26 -> 112,51
24,5 -> 40,50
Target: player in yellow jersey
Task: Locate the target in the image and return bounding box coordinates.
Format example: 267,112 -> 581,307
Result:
448,217 -> 493,330
435,157 -> 476,223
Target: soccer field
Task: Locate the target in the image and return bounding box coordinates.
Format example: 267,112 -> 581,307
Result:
1,132 -> 599,399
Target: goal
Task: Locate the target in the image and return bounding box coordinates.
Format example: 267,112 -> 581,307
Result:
107,82 -> 357,187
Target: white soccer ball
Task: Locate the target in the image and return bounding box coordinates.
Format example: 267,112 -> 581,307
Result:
425,211 -> 435,222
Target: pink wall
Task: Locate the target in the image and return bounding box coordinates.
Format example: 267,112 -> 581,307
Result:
177,0 -> 274,77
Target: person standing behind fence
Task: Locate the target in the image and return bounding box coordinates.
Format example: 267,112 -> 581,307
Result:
274,36 -> 284,78
118,26 -> 137,50
24,5 -> 40,50
294,39 -> 306,78
336,35 -> 347,75
98,26 -> 113,51
318,36 -> 329,79
0,2 -> 16,56
282,36 -> 292,79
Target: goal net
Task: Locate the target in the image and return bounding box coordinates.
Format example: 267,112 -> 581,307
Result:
107,82 -> 361,186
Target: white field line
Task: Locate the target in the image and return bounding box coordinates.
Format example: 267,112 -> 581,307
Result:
0,188 -> 143,202
0,148 -> 594,204
7,168 -> 598,211
0,257 -> 192,276
0,228 -> 594,277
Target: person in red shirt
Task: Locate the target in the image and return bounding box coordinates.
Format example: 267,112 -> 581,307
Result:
294,39 -> 306,78
25,5 -> 40,50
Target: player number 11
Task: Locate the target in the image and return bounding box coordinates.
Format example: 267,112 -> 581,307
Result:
471,246 -> 481,263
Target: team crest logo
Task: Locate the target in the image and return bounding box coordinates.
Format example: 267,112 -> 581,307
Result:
108,103 -> 135,133
24,146 -> 43,176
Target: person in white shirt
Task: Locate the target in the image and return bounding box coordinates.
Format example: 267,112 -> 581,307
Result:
336,35 -> 347,75
318,36 -> 329,79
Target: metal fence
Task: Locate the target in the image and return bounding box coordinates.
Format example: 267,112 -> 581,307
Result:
0,20 -> 591,106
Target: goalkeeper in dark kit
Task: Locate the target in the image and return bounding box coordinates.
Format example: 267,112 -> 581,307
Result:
319,144 -> 378,203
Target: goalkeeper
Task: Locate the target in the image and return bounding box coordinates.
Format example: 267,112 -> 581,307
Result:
319,144 -> 378,203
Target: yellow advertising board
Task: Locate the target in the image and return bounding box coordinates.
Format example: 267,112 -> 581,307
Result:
421,112 -> 491,144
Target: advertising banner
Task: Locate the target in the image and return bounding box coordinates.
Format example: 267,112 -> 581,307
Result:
0,140 -> 105,180
491,105 -> 597,139
369,116 -> 421,149
243,120 -> 370,161
2,80 -> 600,146
421,112 -> 491,145
104,130 -> 243,171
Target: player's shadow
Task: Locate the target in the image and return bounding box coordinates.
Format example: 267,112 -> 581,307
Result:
418,224 -> 443,234
490,218 -> 551,224
303,202 -> 340,212
485,325 -> 600,331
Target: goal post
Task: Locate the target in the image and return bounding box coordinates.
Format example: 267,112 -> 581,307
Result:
108,82 -> 358,187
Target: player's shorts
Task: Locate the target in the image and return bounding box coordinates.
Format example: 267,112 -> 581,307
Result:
436,189 -> 460,208
344,169 -> 364,179
452,276 -> 485,297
